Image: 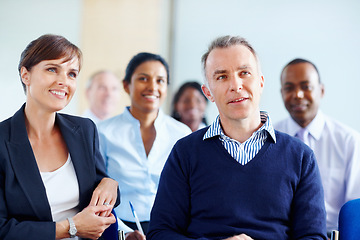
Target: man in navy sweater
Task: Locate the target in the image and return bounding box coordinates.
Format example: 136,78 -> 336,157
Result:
147,36 -> 327,240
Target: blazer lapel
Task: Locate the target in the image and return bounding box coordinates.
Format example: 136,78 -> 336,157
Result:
7,105 -> 52,221
56,114 -> 94,209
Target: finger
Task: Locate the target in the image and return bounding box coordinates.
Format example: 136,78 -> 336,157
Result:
134,230 -> 145,240
89,191 -> 100,206
98,199 -> 112,217
92,204 -> 113,214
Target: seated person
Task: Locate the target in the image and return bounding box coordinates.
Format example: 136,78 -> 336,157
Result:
98,52 -> 191,240
172,81 -> 208,132
147,35 -> 327,240
83,70 -> 121,124
275,58 -> 360,236
0,34 -> 119,240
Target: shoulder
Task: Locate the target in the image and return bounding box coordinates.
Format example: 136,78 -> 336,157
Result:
275,130 -> 306,148
324,115 -> 360,140
58,113 -> 95,128
274,130 -> 314,158
97,113 -> 126,133
0,105 -> 25,141
174,127 -> 209,150
273,117 -> 291,132
161,114 -> 192,135
0,116 -> 12,140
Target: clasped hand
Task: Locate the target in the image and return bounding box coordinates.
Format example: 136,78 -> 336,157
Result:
72,177 -> 119,239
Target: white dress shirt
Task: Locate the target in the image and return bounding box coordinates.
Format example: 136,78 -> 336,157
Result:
98,107 -> 191,223
275,111 -> 360,231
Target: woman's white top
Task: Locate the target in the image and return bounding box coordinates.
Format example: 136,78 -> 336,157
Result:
40,155 -> 79,239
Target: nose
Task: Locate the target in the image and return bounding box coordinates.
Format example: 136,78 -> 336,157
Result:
188,98 -> 196,108
148,78 -> 158,91
57,72 -> 67,86
229,75 -> 243,92
294,88 -> 304,99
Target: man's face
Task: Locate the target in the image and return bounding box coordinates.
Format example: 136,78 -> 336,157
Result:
201,45 -> 264,125
281,62 -> 324,128
87,72 -> 120,118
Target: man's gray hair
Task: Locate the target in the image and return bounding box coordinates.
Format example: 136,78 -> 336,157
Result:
201,35 -> 261,84
86,70 -> 115,89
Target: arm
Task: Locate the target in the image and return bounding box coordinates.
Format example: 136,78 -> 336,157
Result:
291,152 -> 327,240
0,160 -> 55,240
90,123 -> 120,215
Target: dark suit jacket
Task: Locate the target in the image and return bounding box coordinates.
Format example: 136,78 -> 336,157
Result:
0,104 -> 120,240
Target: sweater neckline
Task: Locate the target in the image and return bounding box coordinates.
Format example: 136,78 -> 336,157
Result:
211,136 -> 273,168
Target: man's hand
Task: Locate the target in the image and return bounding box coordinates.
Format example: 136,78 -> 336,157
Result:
125,230 -> 146,240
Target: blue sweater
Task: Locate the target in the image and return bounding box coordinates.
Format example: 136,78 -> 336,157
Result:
148,128 -> 327,240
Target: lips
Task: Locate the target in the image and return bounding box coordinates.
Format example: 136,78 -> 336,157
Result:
291,102 -> 308,111
143,94 -> 159,100
50,90 -> 67,97
228,97 -> 248,104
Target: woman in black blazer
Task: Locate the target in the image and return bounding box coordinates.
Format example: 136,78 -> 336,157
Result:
0,34 -> 120,240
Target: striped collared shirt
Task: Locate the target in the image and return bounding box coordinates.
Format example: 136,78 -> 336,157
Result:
203,112 -> 276,165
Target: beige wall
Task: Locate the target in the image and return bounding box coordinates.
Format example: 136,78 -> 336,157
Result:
79,0 -> 172,116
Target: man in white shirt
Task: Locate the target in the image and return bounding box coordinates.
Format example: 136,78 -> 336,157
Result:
83,70 -> 121,124
275,58 -> 360,235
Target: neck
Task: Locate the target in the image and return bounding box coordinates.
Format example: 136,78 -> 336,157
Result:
181,118 -> 202,132
91,107 -> 110,120
294,118 -> 312,128
129,107 -> 159,128
220,114 -> 262,143
24,103 -> 56,139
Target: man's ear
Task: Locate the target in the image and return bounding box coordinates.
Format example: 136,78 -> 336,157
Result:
123,80 -> 130,95
20,66 -> 30,86
320,83 -> 325,98
201,84 -> 214,102
259,75 -> 265,94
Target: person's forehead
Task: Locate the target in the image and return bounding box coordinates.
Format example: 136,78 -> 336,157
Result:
95,73 -> 118,83
41,57 -> 79,67
206,45 -> 257,71
282,63 -> 319,83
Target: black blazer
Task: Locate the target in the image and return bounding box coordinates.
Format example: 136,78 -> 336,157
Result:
0,104 -> 120,240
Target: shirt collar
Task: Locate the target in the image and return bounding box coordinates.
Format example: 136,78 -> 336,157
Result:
123,106 -> 165,129
288,110 -> 325,140
306,110 -> 325,140
203,111 -> 276,143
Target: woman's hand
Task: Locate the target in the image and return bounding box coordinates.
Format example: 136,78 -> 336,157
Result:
125,230 -> 146,240
89,177 -> 118,216
73,205 -> 116,239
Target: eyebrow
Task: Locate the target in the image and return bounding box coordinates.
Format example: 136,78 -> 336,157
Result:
213,70 -> 228,78
212,65 -> 251,77
283,80 -> 310,85
138,73 -> 166,78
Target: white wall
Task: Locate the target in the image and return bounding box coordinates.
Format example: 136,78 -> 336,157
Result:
171,0 -> 360,131
1,0 -> 360,132
0,0 -> 81,121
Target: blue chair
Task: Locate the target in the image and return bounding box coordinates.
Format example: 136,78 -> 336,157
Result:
338,198 -> 360,240
101,209 -> 120,240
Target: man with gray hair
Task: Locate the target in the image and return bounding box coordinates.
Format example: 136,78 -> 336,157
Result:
147,35 -> 327,240
83,70 -> 121,124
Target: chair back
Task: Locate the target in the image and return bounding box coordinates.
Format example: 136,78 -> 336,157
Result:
339,198 -> 360,240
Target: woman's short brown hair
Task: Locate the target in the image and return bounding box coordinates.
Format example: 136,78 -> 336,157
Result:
18,34 -> 82,93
